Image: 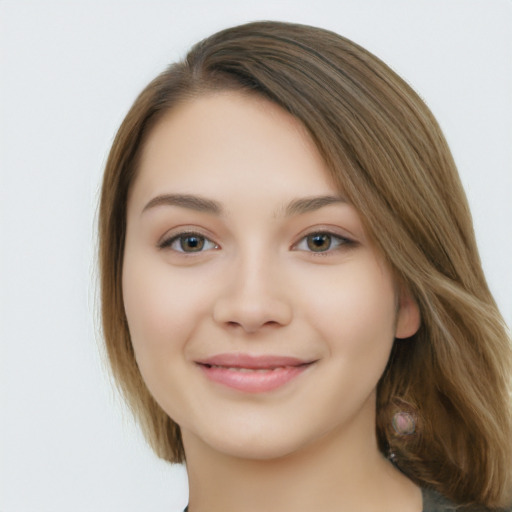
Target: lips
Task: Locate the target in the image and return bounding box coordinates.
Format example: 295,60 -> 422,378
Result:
196,353 -> 315,393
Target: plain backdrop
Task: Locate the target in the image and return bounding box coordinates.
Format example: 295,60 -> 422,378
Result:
1,1 -> 511,511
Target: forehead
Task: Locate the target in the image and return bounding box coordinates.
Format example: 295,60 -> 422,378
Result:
130,91 -> 339,210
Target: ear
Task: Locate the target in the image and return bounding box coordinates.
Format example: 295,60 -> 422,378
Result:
395,287 -> 421,339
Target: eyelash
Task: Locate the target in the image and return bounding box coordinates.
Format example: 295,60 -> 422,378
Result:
158,230 -> 353,255
158,231 -> 219,253
293,231 -> 354,254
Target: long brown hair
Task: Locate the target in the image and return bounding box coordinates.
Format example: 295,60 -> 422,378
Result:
99,21 -> 512,508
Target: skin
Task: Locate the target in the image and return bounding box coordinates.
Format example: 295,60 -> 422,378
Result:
123,91 -> 422,512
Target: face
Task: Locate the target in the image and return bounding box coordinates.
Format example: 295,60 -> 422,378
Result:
123,91 -> 420,460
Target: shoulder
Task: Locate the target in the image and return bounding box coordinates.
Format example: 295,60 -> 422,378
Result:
422,488 -> 511,512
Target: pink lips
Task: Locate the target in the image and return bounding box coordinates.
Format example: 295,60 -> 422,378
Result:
196,353 -> 314,393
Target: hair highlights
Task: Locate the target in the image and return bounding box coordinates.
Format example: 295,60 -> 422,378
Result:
99,21 -> 512,508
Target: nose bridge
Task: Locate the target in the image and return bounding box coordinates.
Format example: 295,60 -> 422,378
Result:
235,243 -> 273,294
213,242 -> 292,331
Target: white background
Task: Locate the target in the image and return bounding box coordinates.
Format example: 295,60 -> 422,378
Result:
1,1 -> 511,511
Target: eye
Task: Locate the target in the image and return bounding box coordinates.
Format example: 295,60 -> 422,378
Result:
294,232 -> 352,253
159,232 -> 218,253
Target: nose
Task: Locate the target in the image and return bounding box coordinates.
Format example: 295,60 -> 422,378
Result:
212,253 -> 293,333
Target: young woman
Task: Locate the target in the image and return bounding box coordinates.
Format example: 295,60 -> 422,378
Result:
98,21 -> 512,511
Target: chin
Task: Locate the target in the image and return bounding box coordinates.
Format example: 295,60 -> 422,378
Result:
193,423 -> 318,462
219,440 -> 302,461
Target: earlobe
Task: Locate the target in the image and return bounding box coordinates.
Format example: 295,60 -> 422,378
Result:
395,288 -> 421,339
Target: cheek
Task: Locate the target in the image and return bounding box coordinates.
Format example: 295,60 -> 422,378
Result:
122,251 -> 210,365
300,259 -> 397,361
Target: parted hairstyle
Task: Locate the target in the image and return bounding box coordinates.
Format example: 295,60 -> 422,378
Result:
99,21 -> 512,508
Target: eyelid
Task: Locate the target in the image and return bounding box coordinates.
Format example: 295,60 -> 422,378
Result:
158,229 -> 219,252
292,228 -> 355,253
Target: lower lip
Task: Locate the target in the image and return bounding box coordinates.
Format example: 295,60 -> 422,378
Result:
198,364 -> 310,393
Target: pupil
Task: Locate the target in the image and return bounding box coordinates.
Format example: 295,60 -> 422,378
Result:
181,235 -> 204,252
307,234 -> 331,252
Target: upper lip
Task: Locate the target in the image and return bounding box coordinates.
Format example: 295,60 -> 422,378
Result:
196,353 -> 315,369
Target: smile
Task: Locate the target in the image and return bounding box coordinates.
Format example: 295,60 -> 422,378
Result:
196,354 -> 315,393
206,365 -> 287,372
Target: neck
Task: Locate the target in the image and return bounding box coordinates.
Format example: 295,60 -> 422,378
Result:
182,405 -> 421,512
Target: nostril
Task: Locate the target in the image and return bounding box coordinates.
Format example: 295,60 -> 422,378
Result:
225,319 -> 282,332
213,294 -> 293,332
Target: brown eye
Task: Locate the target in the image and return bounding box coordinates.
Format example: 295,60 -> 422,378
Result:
179,235 -> 205,252
159,232 -> 217,253
306,233 -> 332,252
294,231 -> 352,254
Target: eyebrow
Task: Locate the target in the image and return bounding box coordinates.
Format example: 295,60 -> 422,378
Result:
141,193 -> 346,217
283,195 -> 346,217
142,194 -> 223,215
